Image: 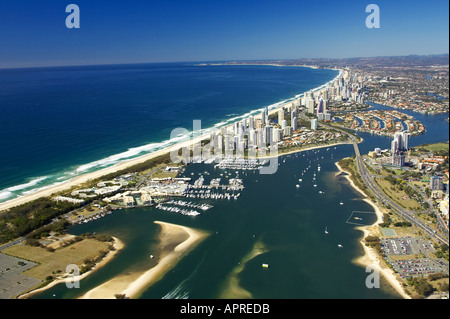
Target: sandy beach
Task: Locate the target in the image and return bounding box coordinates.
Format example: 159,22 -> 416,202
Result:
0,134 -> 207,212
0,66 -> 342,213
18,236 -> 124,299
335,161 -> 411,299
80,221 -> 208,299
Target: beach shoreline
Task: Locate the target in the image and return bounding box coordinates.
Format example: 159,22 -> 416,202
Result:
0,67 -> 343,212
79,221 -> 208,299
335,161 -> 411,299
197,62 -> 341,72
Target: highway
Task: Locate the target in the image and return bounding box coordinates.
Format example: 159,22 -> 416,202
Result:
311,114 -> 449,246
351,135 -> 448,246
0,237 -> 25,252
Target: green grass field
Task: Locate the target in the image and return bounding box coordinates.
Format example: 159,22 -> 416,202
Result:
419,142 -> 449,153
3,239 -> 110,280
375,177 -> 422,211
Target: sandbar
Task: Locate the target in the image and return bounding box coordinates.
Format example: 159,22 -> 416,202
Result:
80,221 -> 208,299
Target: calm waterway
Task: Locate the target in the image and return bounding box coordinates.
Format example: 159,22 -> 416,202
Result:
30,95 -> 449,300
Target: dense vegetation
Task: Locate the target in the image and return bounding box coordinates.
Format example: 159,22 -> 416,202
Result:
435,243 -> 449,262
364,235 -> 382,254
338,157 -> 372,199
0,198 -> 80,244
407,276 -> 435,297
0,152 -> 174,245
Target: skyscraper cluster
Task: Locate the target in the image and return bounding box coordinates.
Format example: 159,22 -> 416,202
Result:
209,102 -> 302,157
391,132 -> 409,153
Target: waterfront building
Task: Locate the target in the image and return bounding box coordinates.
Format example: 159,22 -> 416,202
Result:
392,151 -> 405,167
234,122 -> 239,135
403,132 -> 409,150
255,118 -> 263,129
264,125 -> 273,146
391,139 -> 398,154
272,129 -> 279,143
317,98 -> 324,115
248,115 -> 254,130
307,99 -> 315,114
393,132 -> 409,152
277,128 -> 283,141
257,128 -> 264,147
291,110 -> 297,128
234,136 -> 240,151
241,118 -> 247,130
217,134 -> 223,151
249,129 -> 256,145
210,132 -> 217,148
292,117 -> 298,131
224,135 -> 232,153
283,126 -> 293,137
278,109 -> 284,124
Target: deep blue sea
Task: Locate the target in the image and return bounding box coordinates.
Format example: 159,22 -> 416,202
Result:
0,63 -> 338,202
3,63 -> 448,300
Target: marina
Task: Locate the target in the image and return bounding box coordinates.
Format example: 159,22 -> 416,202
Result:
155,203 -> 201,216
183,174 -> 244,200
165,199 -> 213,211
9,60 -> 448,301
28,134 -> 408,300
76,210 -> 113,225
214,158 -> 269,171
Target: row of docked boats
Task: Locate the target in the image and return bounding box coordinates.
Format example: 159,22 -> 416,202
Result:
76,210 -> 113,225
155,203 -> 200,216
184,190 -> 241,200
166,199 -> 213,211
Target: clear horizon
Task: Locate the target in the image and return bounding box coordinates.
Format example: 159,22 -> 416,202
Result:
0,0 -> 449,68
0,52 -> 449,70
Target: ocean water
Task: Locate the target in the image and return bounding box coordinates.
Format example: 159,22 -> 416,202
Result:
31,146 -> 401,299
0,63 -> 338,203
5,63 -> 449,299
31,107 -> 449,299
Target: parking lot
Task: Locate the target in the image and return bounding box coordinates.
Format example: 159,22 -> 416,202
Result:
0,253 -> 41,299
381,236 -> 449,279
381,237 -> 435,256
390,258 -> 449,279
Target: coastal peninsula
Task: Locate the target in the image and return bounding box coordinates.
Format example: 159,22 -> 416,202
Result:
1,55 -> 448,300
80,221 -> 208,299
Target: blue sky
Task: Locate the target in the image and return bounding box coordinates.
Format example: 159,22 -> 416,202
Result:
0,0 -> 448,68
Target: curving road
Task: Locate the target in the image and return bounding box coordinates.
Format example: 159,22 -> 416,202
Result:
311,113 -> 449,246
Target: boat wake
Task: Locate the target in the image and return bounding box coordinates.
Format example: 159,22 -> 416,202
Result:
162,281 -> 190,299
